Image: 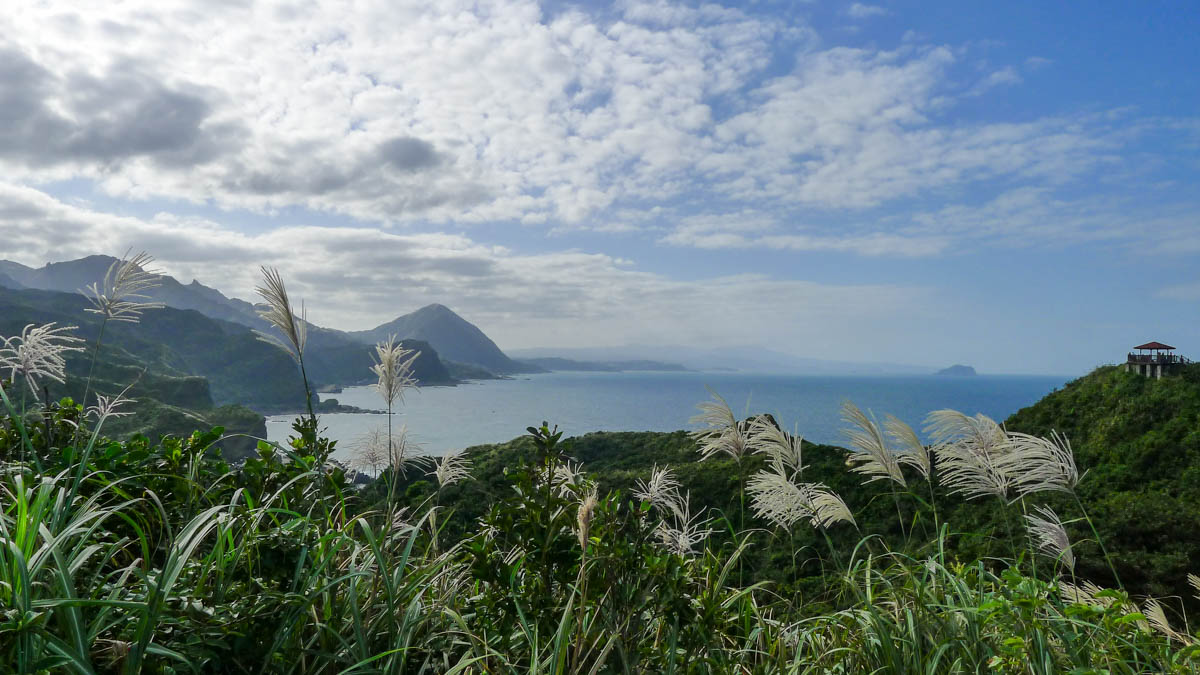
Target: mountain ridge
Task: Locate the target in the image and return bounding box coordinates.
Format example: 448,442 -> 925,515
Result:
2,255 -> 523,378
0,285 -> 452,411
349,303 -> 529,374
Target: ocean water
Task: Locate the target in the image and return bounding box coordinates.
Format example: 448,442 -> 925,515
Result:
266,371 -> 1072,463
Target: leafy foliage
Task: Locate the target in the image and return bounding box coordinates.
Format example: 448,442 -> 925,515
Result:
2,293 -> 1198,672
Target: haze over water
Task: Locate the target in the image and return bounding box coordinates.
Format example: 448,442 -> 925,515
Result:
267,371 -> 1070,462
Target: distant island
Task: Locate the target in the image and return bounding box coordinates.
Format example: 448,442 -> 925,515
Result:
936,364 -> 977,376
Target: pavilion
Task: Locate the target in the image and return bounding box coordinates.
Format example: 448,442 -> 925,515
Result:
1125,341 -> 1191,378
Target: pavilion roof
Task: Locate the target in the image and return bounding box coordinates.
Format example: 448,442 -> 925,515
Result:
1134,341 -> 1175,350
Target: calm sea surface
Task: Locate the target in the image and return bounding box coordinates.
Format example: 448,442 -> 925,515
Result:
266,371 -> 1072,463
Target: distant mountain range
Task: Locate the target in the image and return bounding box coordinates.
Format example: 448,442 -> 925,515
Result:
0,285 -> 450,411
508,345 -> 938,376
2,255 -> 957,400
518,357 -> 689,373
0,255 -> 527,378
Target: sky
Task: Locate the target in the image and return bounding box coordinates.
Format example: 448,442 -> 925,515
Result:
1,0 -> 1197,375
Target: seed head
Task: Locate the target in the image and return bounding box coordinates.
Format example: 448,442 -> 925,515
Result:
690,390 -> 751,462
81,250 -> 164,323
253,266 -> 307,363
370,334 -> 418,407
747,416 -> 805,474
654,492 -> 713,557
633,464 -> 682,512
925,409 -> 1011,500
1024,504 -> 1074,570
428,450 -> 471,490
576,485 -> 599,552
0,323 -> 85,394
841,401 -> 906,487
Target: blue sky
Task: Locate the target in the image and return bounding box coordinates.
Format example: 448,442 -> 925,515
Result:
0,1 -> 1196,374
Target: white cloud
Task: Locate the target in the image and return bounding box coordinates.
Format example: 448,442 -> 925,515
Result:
0,0 -> 1177,240
0,183 -> 930,356
847,3 -> 889,19
968,66 -> 1023,96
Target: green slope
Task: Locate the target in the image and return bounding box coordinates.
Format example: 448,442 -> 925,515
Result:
0,286 -> 454,411
1004,364 -> 1200,598
377,365 -> 1200,606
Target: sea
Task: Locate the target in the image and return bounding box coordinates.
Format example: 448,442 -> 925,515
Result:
265,371 -> 1073,464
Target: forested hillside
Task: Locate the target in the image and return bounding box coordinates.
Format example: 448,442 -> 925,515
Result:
382,365 -> 1200,605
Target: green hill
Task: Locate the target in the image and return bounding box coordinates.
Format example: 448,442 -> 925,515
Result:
0,286 -> 453,411
377,364 -> 1200,606
1004,364 -> 1200,598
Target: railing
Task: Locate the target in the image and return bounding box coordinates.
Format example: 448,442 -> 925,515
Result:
1127,353 -> 1192,365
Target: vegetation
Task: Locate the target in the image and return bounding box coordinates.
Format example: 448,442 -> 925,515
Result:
0,286 -> 453,413
1,259 -> 1198,672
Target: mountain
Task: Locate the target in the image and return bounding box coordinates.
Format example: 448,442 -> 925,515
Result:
0,271 -> 23,289
2,255 -> 269,330
0,286 -> 452,411
508,344 -> 933,375
350,304 -> 528,374
936,364 -> 977,376
519,357 -> 688,372
3,256 -> 503,379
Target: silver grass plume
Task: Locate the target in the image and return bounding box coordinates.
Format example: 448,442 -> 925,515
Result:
81,250 -> 164,323
0,323 -> 86,394
253,266 -> 307,363
1144,598 -> 1194,645
748,458 -> 854,530
370,334 -> 418,407
748,463 -> 810,529
633,464 -> 682,512
808,486 -> 856,529
690,390 -> 751,463
354,426 -> 415,475
1024,505 -> 1075,570
87,390 -> 134,425
576,484 -> 599,553
998,431 -> 1079,498
654,491 -> 714,557
1058,581 -> 1149,630
884,414 -> 931,481
551,459 -> 586,497
1059,580 -> 1112,608
1189,573 -> 1200,602
747,416 -> 804,474
428,450 -> 471,490
925,409 -> 1011,500
841,401 -> 906,487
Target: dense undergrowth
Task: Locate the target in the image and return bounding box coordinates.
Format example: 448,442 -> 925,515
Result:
1,256 -> 1198,673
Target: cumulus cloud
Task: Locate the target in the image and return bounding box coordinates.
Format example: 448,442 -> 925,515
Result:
0,46 -> 242,170
0,0 -> 1179,239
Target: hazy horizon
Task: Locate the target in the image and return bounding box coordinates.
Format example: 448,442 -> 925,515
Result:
2,2 -> 1197,376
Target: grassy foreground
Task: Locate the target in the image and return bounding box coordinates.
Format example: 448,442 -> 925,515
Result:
2,259 -> 1199,672
3,400 -> 1200,673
